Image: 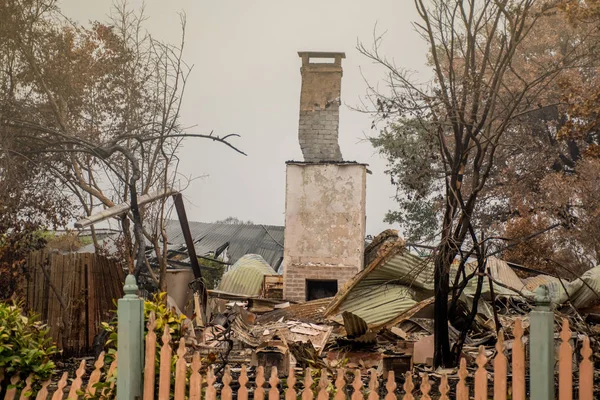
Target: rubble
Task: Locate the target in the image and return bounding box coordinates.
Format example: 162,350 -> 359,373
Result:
179,232 -> 600,384
253,320 -> 333,355
324,236 -> 433,328
253,335 -> 290,377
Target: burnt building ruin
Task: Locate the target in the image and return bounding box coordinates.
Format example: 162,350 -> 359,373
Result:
283,51 -> 367,303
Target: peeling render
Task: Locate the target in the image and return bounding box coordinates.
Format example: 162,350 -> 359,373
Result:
283,162 -> 367,302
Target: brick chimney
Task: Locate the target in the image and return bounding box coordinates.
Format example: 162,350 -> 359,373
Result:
282,51 -> 366,303
297,51 -> 345,162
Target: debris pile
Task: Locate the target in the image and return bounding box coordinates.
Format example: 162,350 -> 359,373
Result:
179,230 -> 600,385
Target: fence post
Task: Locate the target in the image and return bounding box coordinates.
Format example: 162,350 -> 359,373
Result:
117,274 -> 144,400
529,285 -> 554,400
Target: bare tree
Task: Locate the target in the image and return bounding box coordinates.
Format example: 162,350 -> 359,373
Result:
0,0 -> 245,290
361,0 -> 590,366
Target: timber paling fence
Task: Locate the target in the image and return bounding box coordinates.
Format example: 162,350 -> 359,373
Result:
0,276 -> 596,399
23,250 -> 125,355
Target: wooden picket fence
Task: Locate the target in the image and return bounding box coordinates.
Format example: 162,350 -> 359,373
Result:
0,317 -> 594,399
0,353 -> 117,400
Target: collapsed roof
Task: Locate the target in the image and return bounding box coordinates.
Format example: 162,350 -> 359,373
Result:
164,220 -> 284,268
321,230 -> 600,330
324,236 -> 433,328
525,266 -> 600,308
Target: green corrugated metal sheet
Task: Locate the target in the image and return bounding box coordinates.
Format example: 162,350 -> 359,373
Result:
453,257 -> 535,299
566,266 -> 600,308
329,247 -> 576,328
333,284 -> 418,326
523,266 -> 600,308
330,250 -> 434,327
217,254 -> 276,296
366,251 -> 434,291
488,257 -> 525,291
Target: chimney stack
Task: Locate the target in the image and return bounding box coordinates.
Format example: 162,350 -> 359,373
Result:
283,51 -> 367,303
297,51 -> 345,162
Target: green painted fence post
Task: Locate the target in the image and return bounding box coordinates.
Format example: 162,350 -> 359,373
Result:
117,274 -> 144,400
530,285 -> 555,400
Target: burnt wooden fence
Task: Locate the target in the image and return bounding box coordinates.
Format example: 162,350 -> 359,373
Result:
23,250 -> 125,355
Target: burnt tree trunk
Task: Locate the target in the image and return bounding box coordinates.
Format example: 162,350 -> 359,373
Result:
434,253 -> 452,368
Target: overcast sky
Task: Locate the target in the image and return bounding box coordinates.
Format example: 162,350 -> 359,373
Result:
60,0 -> 429,237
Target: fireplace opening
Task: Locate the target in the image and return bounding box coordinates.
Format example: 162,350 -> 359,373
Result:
305,279 -> 338,301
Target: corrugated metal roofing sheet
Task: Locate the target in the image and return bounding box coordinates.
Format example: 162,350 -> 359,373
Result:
341,311 -> 369,337
326,244 -> 553,328
523,275 -> 560,292
522,267 -> 600,308
327,228 -> 600,324
164,220 -> 284,267
217,254 -> 277,296
452,257 -> 535,299
487,257 -> 526,292
522,275 -> 569,304
461,259 -> 600,308
567,266 -> 600,308
326,240 -> 434,328
331,284 -> 419,327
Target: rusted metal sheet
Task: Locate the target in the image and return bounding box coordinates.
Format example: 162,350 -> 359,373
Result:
341,311 -> 368,338
523,275 -> 560,292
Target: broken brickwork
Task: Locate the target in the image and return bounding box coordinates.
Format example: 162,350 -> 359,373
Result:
297,51 -> 345,162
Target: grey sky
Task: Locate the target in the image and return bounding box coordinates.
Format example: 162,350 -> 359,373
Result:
60,0 -> 428,236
